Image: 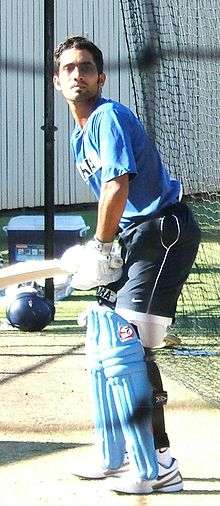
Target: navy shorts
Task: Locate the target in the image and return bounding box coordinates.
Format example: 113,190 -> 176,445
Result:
97,202 -> 201,319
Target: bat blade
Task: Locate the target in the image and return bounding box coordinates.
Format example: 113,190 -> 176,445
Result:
0,259 -> 69,289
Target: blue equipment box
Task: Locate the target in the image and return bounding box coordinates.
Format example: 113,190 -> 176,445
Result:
3,215 -> 90,263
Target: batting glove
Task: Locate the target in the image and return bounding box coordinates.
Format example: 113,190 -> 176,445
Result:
60,238 -> 123,291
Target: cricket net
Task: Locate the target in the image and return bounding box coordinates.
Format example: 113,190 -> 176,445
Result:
119,0 -> 220,406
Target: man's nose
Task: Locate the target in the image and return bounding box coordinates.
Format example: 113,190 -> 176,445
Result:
72,65 -> 83,79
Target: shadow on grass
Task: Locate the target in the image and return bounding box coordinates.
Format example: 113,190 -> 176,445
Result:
68,294 -> 96,302
178,490 -> 220,495
45,327 -> 85,335
0,440 -> 91,466
47,319 -> 80,328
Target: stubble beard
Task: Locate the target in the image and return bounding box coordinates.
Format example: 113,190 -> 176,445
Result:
69,88 -> 101,105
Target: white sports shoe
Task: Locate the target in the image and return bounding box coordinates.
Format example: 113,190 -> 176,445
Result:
107,458 -> 183,494
72,455 -> 129,480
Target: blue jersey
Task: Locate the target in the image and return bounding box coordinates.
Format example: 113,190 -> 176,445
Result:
70,97 -> 181,230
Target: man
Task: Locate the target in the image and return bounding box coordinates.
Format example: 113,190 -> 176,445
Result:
54,36 -> 200,494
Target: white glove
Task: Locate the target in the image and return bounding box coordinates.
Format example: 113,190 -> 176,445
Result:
60,238 -> 123,290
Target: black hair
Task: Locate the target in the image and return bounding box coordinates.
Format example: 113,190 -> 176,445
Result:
54,35 -> 104,74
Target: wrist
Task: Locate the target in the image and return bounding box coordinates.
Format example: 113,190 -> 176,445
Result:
94,237 -> 113,255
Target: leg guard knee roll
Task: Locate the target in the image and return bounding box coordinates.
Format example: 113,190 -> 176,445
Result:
86,306 -> 158,480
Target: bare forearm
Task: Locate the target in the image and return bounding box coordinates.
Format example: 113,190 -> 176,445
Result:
96,174 -> 129,242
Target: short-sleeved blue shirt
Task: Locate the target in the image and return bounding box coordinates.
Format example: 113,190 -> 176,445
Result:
70,97 -> 181,229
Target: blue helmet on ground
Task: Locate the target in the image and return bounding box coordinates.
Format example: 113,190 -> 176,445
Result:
6,288 -> 55,331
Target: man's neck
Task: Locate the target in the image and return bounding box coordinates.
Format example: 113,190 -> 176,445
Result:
68,96 -> 101,128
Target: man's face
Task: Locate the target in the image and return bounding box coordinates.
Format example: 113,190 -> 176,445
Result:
54,48 -> 105,103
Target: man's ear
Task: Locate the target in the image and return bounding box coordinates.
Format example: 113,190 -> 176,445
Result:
98,72 -> 106,88
53,74 -> 61,91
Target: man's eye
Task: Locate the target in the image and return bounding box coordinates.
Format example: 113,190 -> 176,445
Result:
79,63 -> 97,74
63,62 -> 97,74
64,64 -> 74,72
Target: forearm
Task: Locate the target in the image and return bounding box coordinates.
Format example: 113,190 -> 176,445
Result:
95,174 -> 129,242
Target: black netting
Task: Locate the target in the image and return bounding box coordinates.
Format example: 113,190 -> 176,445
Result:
120,0 -> 220,405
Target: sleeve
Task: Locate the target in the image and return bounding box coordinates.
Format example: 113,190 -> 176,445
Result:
97,108 -> 137,183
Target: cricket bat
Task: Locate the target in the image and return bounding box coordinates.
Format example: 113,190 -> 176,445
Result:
0,243 -> 123,290
0,259 -> 70,289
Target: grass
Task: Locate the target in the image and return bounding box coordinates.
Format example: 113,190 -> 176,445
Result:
0,205 -> 219,336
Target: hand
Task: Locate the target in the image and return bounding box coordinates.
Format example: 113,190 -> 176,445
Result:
60,239 -> 123,290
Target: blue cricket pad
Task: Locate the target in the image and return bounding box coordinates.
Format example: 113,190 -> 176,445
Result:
90,367 -> 126,470
86,306 -> 158,479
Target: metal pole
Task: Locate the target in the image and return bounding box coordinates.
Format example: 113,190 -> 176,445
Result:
42,0 -> 57,304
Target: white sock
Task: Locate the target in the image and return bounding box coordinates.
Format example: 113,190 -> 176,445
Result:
156,447 -> 172,467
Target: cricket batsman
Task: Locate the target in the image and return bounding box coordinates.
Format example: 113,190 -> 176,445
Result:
54,35 -> 201,494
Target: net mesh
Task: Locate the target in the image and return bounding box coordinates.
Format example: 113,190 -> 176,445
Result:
119,0 -> 220,406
